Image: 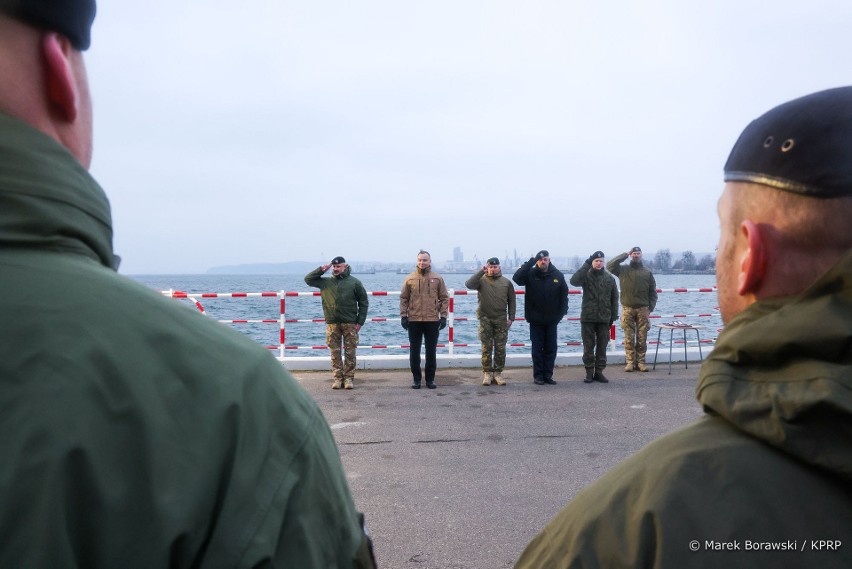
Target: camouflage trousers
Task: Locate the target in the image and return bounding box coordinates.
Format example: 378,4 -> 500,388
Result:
479,317 -> 509,373
327,323 -> 359,380
621,306 -> 650,366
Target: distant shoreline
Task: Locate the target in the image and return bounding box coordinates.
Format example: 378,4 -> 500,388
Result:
131,269 -> 716,277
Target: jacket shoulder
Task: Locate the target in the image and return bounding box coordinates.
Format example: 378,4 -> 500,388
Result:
517,415 -> 852,567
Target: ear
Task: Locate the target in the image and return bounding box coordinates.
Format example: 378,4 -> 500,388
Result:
41,32 -> 78,122
737,219 -> 767,296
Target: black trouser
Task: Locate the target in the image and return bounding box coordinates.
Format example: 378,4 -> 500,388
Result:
581,321 -> 610,371
529,322 -> 558,380
408,321 -> 440,384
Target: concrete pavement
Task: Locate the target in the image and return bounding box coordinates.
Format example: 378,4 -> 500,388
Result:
291,362 -> 706,569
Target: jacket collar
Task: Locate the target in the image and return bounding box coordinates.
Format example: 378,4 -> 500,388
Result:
697,250 -> 852,480
0,112 -> 116,269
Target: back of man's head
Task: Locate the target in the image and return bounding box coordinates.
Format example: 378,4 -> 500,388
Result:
0,0 -> 97,166
0,0 -> 96,51
717,87 -> 852,316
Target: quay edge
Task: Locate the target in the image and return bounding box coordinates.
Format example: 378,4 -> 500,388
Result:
277,346 -> 712,371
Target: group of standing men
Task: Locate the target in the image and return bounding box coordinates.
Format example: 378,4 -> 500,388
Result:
306,247 -> 660,389
511,248 -> 657,384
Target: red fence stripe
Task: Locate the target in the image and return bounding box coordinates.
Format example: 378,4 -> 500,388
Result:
162,286 -> 719,354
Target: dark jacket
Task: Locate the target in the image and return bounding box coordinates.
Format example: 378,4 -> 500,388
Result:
515,250 -> 852,569
0,112 -> 374,569
512,259 -> 568,325
305,265 -> 369,325
570,262 -> 619,324
607,252 -> 658,312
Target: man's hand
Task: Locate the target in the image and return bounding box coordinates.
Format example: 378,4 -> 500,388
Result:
355,323 -> 362,332
439,317 -> 447,330
506,320 -> 513,329
321,264 -> 331,272
401,317 -> 409,330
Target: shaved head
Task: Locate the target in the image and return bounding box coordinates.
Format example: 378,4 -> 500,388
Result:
715,181 -> 852,322
0,12 -> 93,166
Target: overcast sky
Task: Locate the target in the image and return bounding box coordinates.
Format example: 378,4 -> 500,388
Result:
85,1 -> 851,274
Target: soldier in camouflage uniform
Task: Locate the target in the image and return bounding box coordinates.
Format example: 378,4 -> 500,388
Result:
607,247 -> 657,372
465,257 -> 516,386
305,256 -> 369,389
326,325 -> 361,387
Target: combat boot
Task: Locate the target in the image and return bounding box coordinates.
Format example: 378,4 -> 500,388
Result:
637,356 -> 649,372
344,378 -> 354,389
332,379 -> 342,389
482,372 -> 493,386
493,372 -> 507,386
584,368 -> 595,383
594,369 -> 609,383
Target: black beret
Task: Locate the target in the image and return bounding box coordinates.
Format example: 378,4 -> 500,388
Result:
1,0 -> 96,51
591,251 -> 605,260
724,86 -> 852,198
630,246 -> 642,253
535,250 -> 549,261
486,257 -> 500,265
330,256 -> 346,265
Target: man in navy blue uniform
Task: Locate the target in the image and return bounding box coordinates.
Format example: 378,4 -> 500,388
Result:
513,250 -> 569,384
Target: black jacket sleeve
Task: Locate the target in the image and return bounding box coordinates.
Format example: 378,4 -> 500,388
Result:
513,258 -> 536,286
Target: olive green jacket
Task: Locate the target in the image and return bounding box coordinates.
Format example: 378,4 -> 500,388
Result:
0,113 -> 375,569
569,263 -> 619,324
607,252 -> 658,312
465,269 -> 517,321
305,265 -> 369,325
515,250 -> 852,568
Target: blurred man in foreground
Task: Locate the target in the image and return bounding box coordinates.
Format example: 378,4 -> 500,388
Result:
0,2 -> 375,566
516,87 -> 852,567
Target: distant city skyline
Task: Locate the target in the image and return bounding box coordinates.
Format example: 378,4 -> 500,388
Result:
275,245 -> 716,265
203,246 -> 716,275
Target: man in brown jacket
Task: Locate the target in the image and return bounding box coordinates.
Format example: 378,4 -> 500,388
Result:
400,250 -> 449,389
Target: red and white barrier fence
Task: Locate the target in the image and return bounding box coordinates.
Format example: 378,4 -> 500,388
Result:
162,287 -> 719,359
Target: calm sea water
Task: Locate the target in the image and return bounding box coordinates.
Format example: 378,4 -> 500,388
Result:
130,272 -> 720,355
